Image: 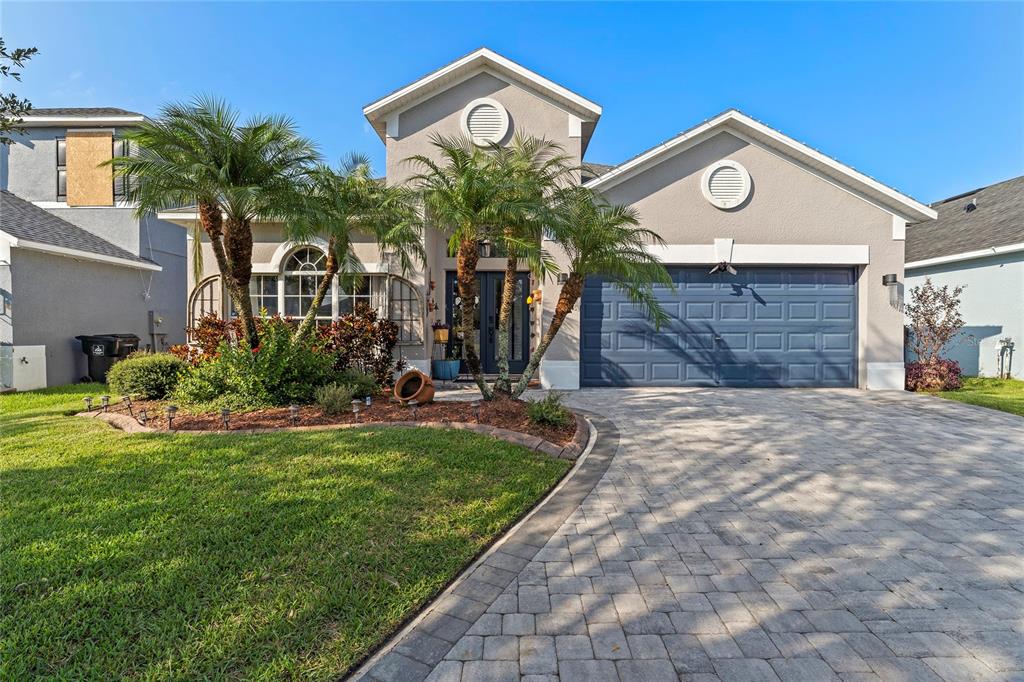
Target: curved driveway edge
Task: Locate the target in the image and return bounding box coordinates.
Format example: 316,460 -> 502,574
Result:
351,411 -> 620,682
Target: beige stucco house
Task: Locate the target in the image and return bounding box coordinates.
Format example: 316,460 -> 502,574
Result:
165,48 -> 936,390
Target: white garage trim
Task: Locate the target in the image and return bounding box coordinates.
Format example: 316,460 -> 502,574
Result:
649,243 -> 869,265
867,362 -> 905,390
541,360 -> 580,390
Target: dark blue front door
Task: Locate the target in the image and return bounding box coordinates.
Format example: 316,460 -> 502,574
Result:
445,271 -> 530,375
580,267 -> 858,387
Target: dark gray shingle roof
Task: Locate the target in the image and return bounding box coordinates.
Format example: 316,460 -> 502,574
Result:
0,191 -> 155,267
25,107 -> 143,117
581,162 -> 616,182
906,175 -> 1024,263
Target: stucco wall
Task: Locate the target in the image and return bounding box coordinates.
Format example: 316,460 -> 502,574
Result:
589,131 -> 906,387
385,71 -> 583,365
10,249 -> 181,386
1,128 -> 63,201
906,253 -> 1024,378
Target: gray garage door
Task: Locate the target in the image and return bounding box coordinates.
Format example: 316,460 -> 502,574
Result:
581,267 -> 858,387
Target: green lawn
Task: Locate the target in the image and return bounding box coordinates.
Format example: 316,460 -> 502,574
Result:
939,376 -> 1024,417
0,384 -> 569,680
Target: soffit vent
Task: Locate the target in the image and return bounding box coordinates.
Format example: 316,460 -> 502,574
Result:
701,160 -> 752,209
460,97 -> 510,146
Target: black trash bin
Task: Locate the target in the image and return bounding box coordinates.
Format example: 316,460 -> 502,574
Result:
75,334 -> 140,383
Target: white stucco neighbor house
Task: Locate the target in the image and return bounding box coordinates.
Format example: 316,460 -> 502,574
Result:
158,47 -> 936,391
0,108 -> 187,390
905,175 -> 1023,379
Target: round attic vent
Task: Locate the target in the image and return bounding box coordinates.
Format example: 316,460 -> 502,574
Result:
460,98 -> 510,146
701,160 -> 751,209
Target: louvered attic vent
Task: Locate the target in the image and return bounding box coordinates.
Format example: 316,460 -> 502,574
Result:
701,160 -> 752,209
461,98 -> 510,145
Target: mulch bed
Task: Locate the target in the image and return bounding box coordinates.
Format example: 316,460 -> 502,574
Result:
106,395 -> 577,446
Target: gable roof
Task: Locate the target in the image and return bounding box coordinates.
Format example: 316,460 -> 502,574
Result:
585,109 -> 937,223
906,175 -> 1024,266
362,48 -> 602,143
20,107 -> 146,127
0,191 -> 160,271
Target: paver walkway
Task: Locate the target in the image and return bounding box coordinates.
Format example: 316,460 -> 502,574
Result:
365,388 -> 1024,681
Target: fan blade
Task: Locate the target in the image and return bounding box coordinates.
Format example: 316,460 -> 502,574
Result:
726,264 -> 737,275
708,264 -> 721,274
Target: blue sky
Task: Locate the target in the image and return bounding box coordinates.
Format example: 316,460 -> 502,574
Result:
4,1 -> 1022,203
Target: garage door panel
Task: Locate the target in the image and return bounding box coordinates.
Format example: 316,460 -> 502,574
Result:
581,267 -> 857,387
719,301 -> 750,320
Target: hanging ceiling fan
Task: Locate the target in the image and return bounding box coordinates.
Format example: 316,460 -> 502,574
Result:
709,261 -> 737,275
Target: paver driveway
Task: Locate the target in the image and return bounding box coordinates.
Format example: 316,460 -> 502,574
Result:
372,389 -> 1024,681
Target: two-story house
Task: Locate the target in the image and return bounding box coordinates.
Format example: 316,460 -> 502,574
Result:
0,108 -> 186,390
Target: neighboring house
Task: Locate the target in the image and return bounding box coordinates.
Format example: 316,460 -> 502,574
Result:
163,48 -> 936,390
0,108 -> 187,390
905,176 -> 1023,379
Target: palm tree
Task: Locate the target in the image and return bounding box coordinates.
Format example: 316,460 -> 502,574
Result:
109,97 -> 319,347
511,186 -> 673,398
406,134 -> 529,399
488,135 -> 572,395
285,155 -> 423,341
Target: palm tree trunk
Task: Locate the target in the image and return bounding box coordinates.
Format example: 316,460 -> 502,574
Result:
456,238 -> 493,399
493,241 -> 518,395
197,202 -> 232,292
511,273 -> 583,399
295,238 -> 338,342
222,216 -> 260,348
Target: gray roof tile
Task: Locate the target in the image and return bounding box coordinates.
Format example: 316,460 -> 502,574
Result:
0,191 -> 155,267
906,175 -> 1024,262
24,107 -> 143,117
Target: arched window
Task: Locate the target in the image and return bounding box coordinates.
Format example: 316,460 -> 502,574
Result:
283,247 -> 330,321
187,248 -> 424,344
189,276 -> 223,327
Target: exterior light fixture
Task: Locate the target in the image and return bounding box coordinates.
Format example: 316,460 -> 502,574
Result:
882,273 -> 901,309
221,408 -> 231,430
121,395 -> 133,416
166,404 -> 178,430
289,404 -> 300,425
557,273 -> 569,284
83,396 -> 93,411
411,405 -> 418,420
100,395 -> 110,412
138,408 -> 148,426
351,399 -> 361,422
471,400 -> 482,422
364,395 -> 372,408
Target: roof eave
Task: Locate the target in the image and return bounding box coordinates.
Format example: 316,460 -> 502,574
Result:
906,241 -> 1024,270
19,115 -> 147,127
362,48 -> 601,138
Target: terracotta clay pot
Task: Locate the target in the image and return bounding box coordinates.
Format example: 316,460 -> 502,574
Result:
394,370 -> 435,405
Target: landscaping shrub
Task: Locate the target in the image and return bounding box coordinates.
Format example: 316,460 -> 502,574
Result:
174,316 -> 333,410
170,313 -> 248,365
315,383 -> 355,415
337,368 -> 378,398
906,359 -> 963,392
526,392 -> 572,428
318,304 -> 406,386
106,352 -> 186,399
